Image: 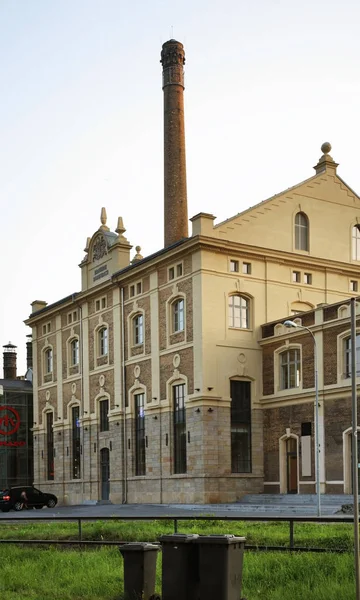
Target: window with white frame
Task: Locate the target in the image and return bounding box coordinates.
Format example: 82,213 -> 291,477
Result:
344,335 -> 360,378
133,314 -> 144,345
134,393 -> 146,476
44,348 -> 53,374
304,272 -> 312,285
350,280 -> 358,292
242,262 -> 251,274
95,297 -> 107,312
230,260 -> 239,273
280,348 -> 300,389
169,263 -> 183,281
70,338 -> 79,366
295,212 -> 309,251
172,299 -> 184,333
173,383 -> 186,474
352,226 -> 360,261
98,327 -> 108,356
228,295 -> 250,329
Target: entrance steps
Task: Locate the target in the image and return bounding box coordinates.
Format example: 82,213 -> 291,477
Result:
233,494 -> 354,515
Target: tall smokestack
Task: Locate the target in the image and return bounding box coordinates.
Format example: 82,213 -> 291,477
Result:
161,39 -> 188,247
3,342 -> 17,380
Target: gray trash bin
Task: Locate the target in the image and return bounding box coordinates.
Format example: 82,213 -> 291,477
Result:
194,534 -> 246,600
118,542 -> 160,600
159,533 -> 199,600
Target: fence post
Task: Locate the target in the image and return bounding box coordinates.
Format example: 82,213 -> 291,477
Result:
289,520 -> 294,549
78,518 -> 82,543
174,519 -> 178,533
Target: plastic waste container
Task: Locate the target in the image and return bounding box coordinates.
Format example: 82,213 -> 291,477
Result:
194,534 -> 246,600
118,542 -> 159,600
159,533 -> 199,600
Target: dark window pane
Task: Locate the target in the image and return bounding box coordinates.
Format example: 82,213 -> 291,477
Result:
135,393 -> 145,476
173,384 -> 186,474
72,406 -> 81,479
100,400 -> 109,432
230,381 -> 251,473
46,412 -> 54,480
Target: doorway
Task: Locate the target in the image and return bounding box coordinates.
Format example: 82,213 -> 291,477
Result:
286,437 -> 298,494
100,448 -> 110,501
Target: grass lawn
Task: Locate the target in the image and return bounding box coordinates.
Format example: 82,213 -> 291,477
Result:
0,546 -> 355,600
0,518 -> 354,550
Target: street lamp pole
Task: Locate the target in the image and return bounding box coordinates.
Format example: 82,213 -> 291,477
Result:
284,320 -> 321,516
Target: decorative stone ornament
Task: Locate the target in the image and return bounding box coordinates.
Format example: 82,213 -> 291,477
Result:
93,235 -> 107,262
45,390 -> 50,401
134,365 -> 140,378
99,375 -> 105,387
173,354 -> 181,368
71,383 -> 76,394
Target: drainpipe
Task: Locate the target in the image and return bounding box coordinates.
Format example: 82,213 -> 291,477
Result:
120,287 -> 128,503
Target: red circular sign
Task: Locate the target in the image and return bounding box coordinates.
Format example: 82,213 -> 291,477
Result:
0,406 -> 21,436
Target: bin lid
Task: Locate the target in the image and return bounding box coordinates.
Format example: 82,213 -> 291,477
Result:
118,543 -> 160,552
159,534 -> 199,543
194,535 -> 246,545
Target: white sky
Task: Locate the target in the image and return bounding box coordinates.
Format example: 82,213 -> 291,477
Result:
1,0 -> 360,375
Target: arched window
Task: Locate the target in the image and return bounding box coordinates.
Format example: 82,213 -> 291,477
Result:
133,314 -> 144,345
44,348 -> 53,374
173,383 -> 186,474
295,212 -> 309,251
280,348 -> 300,389
228,295 -> 250,329
70,339 -> 79,366
172,299 -> 185,333
352,226 -> 360,260
98,327 -> 108,356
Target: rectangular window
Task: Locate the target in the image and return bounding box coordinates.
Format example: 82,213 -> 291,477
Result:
46,412 -> 54,481
133,314 -> 144,345
230,381 -> 251,473
173,299 -> 185,332
242,262 -> 251,274
101,297 -> 107,309
71,339 -> 79,366
136,282 -> 141,295
301,422 -> 312,436
344,336 -> 360,378
99,328 -> 108,356
68,313 -> 72,325
228,295 -> 249,329
176,263 -> 183,277
280,349 -> 300,389
99,399 -> 109,432
230,260 -> 239,273
130,285 -> 135,298
304,273 -> 312,285
350,280 -> 358,292
292,271 -> 301,283
173,384 -> 186,474
72,406 -> 81,479
45,349 -> 53,374
169,267 -> 175,280
135,393 -> 146,476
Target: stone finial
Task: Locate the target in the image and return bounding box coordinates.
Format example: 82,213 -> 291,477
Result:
314,141 -> 338,175
131,246 -> 143,264
116,217 -> 126,235
84,237 -> 91,252
99,207 -> 109,231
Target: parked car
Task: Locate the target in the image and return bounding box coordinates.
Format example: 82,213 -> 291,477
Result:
0,486 -> 58,512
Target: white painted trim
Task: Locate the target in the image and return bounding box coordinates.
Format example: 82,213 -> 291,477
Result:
264,481 -> 280,485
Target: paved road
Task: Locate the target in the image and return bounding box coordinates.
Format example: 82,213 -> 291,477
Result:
0,503 -> 353,521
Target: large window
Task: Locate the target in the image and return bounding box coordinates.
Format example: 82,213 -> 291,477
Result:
352,226 -> 360,261
344,335 -> 360,378
280,349 -> 300,389
228,295 -> 249,329
70,339 -> 79,366
44,348 -> 53,374
99,399 -> 109,432
295,212 -> 309,251
172,299 -> 184,333
133,314 -> 144,345
46,412 -> 54,481
98,327 -> 108,356
230,381 -> 251,473
134,393 -> 145,476
72,406 -> 81,479
173,384 -> 186,474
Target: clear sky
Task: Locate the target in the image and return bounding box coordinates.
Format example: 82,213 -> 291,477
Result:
1,0 -> 360,375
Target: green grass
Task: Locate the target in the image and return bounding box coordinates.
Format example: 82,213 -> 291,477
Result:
0,546 -> 355,600
0,518 -> 354,550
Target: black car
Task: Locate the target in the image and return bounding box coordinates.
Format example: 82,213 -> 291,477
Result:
0,486 -> 58,512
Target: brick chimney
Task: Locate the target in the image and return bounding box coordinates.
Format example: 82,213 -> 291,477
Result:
161,39 -> 188,247
3,342 -> 17,380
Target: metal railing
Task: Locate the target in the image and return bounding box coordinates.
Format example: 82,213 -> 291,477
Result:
0,513 -> 354,553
